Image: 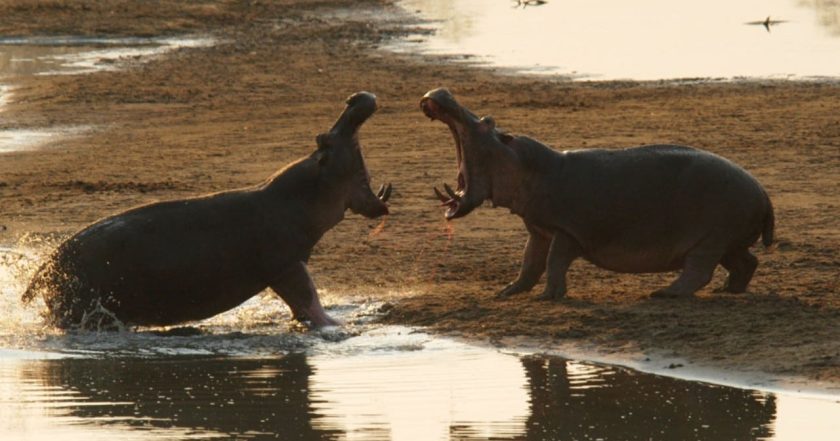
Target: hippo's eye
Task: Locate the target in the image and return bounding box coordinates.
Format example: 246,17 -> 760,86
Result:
480,116 -> 496,129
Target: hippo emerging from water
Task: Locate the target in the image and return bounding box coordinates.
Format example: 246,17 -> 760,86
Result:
421,88 -> 774,299
24,91 -> 392,329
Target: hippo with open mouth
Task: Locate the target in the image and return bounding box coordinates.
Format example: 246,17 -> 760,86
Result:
24,91 -> 392,329
421,88 -> 774,300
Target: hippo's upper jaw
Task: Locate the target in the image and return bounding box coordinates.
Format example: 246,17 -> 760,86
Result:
330,91 -> 378,136
422,88 -> 491,220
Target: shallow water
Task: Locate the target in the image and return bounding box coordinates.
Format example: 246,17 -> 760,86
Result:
1,247 -> 839,440
394,0 -> 840,80
0,36 -> 213,153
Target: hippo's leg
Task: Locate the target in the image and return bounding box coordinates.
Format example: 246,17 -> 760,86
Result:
497,224 -> 551,299
269,261 -> 339,328
651,251 -> 722,298
716,249 -> 758,293
536,231 -> 581,301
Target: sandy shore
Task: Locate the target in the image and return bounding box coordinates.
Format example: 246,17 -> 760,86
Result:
1,0 -> 838,387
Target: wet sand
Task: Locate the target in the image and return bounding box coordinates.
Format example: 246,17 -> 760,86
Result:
1,0 -> 838,387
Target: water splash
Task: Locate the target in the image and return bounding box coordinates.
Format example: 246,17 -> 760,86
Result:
0,242 -> 389,359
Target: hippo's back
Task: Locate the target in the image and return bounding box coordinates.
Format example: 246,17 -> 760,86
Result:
547,144 -> 773,272
24,191 -> 276,328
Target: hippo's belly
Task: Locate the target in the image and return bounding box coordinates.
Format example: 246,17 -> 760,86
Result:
583,248 -> 685,273
108,275 -> 269,326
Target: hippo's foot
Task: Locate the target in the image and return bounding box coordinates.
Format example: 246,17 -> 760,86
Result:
717,251 -> 757,294
649,289 -> 693,299
76,300 -> 127,332
713,281 -> 749,294
495,281 -> 536,299
535,286 -> 566,302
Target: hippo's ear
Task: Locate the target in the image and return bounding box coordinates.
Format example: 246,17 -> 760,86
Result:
480,116 -> 496,130
314,149 -> 329,166
316,133 -> 330,150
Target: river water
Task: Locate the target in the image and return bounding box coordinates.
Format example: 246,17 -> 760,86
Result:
393,0 -> 840,80
0,36 -> 212,153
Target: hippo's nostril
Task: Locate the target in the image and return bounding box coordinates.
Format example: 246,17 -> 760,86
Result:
421,98 -> 440,120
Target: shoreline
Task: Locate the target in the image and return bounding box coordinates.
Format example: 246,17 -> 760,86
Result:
1,0 -> 838,388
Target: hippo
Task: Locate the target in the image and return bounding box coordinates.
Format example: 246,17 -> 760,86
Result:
421,88 -> 774,300
23,91 -> 392,329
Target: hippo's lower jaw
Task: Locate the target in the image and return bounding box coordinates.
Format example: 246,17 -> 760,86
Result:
434,184 -> 480,220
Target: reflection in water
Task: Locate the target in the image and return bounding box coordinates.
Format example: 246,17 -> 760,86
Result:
10,356 -> 329,440
309,345 -> 529,440
0,37 -> 213,153
4,350 -> 818,441
801,0 -> 840,35
522,357 -> 775,440
0,37 -> 213,78
396,0 -> 840,80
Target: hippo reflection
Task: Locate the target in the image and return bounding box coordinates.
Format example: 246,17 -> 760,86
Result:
519,357 -> 775,441
24,92 -> 391,329
24,353 -> 777,441
29,354 -> 334,440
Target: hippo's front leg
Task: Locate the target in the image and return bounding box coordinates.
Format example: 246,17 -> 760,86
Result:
497,224 -> 551,299
536,231 -> 582,301
269,261 -> 339,328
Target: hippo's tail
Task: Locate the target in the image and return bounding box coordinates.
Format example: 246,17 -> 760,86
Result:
761,195 -> 775,248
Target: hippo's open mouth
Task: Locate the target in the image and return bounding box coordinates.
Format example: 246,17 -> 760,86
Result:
421,96 -> 469,220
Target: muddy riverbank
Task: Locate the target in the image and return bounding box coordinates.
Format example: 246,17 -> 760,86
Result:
0,0 -> 838,386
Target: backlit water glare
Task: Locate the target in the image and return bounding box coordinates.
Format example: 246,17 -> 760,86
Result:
0,36 -> 213,153
393,0 -> 840,80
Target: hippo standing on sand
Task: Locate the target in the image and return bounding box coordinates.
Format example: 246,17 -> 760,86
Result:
421,88 -> 774,300
23,92 -> 392,329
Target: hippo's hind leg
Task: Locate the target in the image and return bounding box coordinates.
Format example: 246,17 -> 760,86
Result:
497,224 -> 552,299
716,248 -> 758,293
651,249 -> 722,299
536,230 -> 582,301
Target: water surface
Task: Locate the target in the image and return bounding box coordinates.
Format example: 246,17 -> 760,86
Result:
0,36 -> 212,153
394,0 -> 840,80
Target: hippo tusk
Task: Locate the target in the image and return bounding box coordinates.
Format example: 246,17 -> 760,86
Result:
443,182 -> 461,201
378,183 -> 392,202
434,186 -> 460,209
434,187 -> 449,203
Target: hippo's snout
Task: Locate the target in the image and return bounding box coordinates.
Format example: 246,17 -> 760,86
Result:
331,91 -> 378,134
420,88 -> 459,120
346,91 -> 377,115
